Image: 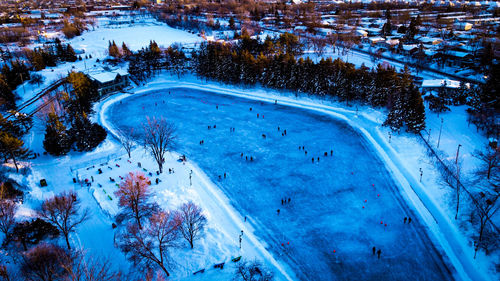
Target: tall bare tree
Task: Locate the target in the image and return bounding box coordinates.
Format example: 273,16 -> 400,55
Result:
62,252 -> 125,281
114,171 -> 157,229
0,198 -> 16,237
142,117 -> 176,174
474,144 -> 499,181
119,128 -> 135,158
178,202 -> 207,249
471,192 -> 500,258
38,191 -> 89,250
117,210 -> 182,278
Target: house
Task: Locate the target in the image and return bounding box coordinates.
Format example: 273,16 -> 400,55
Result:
421,79 -> 469,94
88,69 -> 129,95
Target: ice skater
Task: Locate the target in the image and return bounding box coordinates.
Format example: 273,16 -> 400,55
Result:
288,198 -> 291,204
408,217 -> 412,224
377,249 -> 381,259
404,217 -> 407,224
281,199 -> 284,205
372,246 -> 376,255
277,209 -> 280,215
330,150 -> 333,156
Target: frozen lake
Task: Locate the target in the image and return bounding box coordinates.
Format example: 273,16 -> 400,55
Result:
108,87 -> 454,280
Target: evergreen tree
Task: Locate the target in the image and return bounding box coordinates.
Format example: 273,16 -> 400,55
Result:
0,75 -> 15,110
0,131 -> 29,172
43,113 -> 71,156
64,44 -> 77,62
122,42 -> 132,58
108,40 -> 121,58
69,113 -> 107,152
66,72 -> 99,114
405,86 -> 426,133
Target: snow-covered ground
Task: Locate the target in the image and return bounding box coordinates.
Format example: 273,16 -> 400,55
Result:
3,12 -> 497,281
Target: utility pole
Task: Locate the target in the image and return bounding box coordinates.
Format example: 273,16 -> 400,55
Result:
189,170 -> 192,186
437,118 -> 443,148
20,73 -> 26,97
455,144 -> 462,220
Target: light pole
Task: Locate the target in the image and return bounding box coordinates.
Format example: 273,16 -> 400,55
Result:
437,118 -> 443,148
455,144 -> 462,220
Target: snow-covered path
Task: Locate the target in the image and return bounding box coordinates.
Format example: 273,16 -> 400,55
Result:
101,78 -> 487,281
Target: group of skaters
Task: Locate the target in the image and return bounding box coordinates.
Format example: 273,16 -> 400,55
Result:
240,153 -> 254,162
281,197 -> 291,205
218,172 -> 227,181
277,127 -> 287,136
372,247 -> 382,259
298,146 -> 334,163
404,217 -> 412,224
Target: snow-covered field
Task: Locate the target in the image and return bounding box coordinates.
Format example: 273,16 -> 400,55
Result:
4,12 -> 498,281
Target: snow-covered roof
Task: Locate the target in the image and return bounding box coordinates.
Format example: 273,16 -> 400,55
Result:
88,69 -> 128,84
402,44 -> 418,51
89,72 -> 119,84
421,79 -> 462,88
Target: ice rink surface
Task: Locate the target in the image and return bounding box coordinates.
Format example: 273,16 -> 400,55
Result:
108,87 -> 454,280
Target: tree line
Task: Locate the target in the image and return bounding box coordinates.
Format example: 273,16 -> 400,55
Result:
127,33 -> 426,133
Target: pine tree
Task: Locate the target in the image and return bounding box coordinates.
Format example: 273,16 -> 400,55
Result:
122,42 -> 132,58
0,75 -> 15,110
65,44 -> 77,62
405,86 -> 426,133
43,113 -> 71,156
108,41 -> 121,58
0,132 -> 28,172
69,113 -> 106,152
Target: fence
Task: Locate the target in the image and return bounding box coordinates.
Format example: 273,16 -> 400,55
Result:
418,133 -> 499,234
69,153 -> 121,174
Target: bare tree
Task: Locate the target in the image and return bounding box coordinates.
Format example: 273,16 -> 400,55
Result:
117,210 -> 182,278
474,144 -> 499,181
142,117 -> 176,174
0,264 -> 12,281
178,202 -> 207,249
21,243 -> 72,281
114,172 -> 157,229
233,260 -> 274,281
119,128 -> 135,158
0,199 -> 16,237
38,191 -> 89,250
62,252 -> 124,281
471,192 -> 500,258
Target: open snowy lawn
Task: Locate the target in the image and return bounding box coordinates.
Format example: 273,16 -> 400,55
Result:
68,17 -> 203,58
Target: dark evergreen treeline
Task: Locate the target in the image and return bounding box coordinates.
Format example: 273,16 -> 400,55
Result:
127,34 -> 426,133
43,72 -> 106,156
24,38 -> 78,71
0,60 -> 30,110
128,41 -> 188,82
191,36 -> 426,133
